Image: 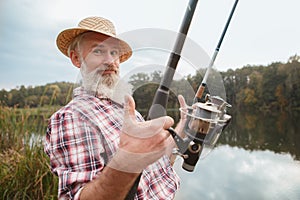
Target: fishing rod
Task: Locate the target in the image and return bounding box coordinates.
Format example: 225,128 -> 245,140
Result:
168,0 -> 239,172
147,0 -> 199,120
194,0 -> 239,103
125,1 -> 199,199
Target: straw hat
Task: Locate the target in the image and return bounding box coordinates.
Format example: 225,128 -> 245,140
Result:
56,16 -> 132,63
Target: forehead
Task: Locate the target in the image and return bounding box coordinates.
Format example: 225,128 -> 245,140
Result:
80,32 -> 120,48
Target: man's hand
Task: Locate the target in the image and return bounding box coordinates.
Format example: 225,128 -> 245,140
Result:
80,95 -> 175,199
108,95 -> 174,173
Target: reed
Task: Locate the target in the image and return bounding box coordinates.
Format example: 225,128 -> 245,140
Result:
0,105 -> 58,199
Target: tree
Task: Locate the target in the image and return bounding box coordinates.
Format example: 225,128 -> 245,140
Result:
236,88 -> 258,109
275,85 -> 288,111
287,54 -> 300,63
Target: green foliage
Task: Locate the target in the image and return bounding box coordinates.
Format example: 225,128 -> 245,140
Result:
0,105 -> 58,199
236,88 -> 258,108
0,145 -> 58,200
0,82 -> 73,108
222,55 -> 300,111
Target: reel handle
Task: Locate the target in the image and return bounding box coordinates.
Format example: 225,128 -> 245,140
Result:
167,127 -> 203,172
167,127 -> 191,154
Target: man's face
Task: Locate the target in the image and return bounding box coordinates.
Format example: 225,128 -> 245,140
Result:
71,32 -> 133,102
77,32 -> 122,93
79,32 -> 121,75
79,32 -> 120,90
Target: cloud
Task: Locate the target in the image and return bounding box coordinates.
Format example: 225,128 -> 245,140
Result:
174,145 -> 300,200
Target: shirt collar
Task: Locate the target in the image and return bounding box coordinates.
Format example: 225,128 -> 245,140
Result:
73,87 -> 124,107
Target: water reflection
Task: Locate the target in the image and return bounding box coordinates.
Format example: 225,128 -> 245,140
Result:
174,145 -> 300,200
157,109 -> 300,199
160,109 -> 300,161
220,110 -> 300,160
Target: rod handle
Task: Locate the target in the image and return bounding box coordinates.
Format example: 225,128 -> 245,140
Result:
194,83 -> 207,102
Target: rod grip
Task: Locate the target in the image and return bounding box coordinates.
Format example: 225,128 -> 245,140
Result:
195,83 -> 206,101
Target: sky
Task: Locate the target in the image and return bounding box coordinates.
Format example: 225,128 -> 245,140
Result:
0,0 -> 299,90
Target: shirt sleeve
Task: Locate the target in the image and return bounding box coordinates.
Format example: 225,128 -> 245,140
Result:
44,109 -> 106,199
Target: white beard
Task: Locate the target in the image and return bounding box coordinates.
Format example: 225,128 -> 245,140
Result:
80,62 -> 133,105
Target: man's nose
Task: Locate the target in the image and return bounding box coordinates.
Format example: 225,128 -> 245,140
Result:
103,53 -> 116,64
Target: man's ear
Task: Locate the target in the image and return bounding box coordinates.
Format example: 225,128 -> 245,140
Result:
69,50 -> 81,68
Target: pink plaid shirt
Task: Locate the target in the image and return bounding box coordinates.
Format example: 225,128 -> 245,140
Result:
44,88 -> 180,199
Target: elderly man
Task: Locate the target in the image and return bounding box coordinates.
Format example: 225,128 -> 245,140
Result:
44,16 -> 186,200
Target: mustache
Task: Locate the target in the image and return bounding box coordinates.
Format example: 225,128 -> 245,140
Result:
94,67 -> 119,74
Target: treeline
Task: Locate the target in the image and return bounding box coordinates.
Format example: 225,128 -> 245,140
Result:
0,82 -> 74,108
223,55 -> 300,111
1,55 -> 300,111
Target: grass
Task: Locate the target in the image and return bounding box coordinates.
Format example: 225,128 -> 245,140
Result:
0,105 -> 58,199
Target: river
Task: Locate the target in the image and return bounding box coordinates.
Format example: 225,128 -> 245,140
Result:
172,110 -> 300,200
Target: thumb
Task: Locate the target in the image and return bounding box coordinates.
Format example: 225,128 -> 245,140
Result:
124,95 -> 136,120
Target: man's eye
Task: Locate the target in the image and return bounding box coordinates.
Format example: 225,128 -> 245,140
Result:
111,50 -> 119,56
93,49 -> 104,54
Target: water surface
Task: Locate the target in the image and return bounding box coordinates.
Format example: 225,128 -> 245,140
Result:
172,110 -> 300,200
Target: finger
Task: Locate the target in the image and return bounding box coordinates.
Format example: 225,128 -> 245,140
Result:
138,116 -> 173,138
148,116 -> 174,129
178,94 -> 187,108
161,116 -> 174,129
178,95 -> 188,120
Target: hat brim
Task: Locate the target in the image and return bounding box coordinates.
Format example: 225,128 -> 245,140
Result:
56,28 -> 132,63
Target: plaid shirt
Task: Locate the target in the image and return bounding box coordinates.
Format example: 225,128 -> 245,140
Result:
44,88 -> 180,199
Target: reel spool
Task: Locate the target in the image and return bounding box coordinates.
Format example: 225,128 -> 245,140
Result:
182,95 -> 231,147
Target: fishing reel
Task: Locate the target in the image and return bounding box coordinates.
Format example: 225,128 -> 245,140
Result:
168,94 -> 231,172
